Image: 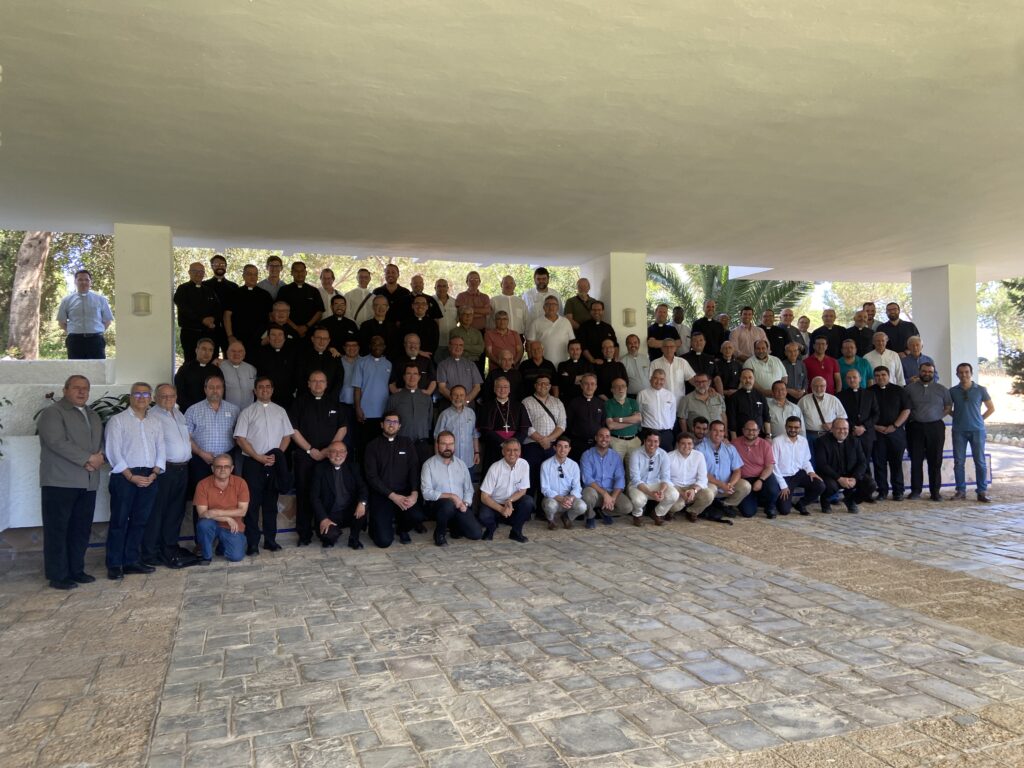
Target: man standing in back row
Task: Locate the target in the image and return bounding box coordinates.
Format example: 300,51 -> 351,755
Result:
904,362 -> 952,502
57,269 -> 113,360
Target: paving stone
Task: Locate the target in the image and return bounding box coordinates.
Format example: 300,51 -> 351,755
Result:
684,659 -> 747,685
184,739 -> 251,767
709,719 -> 786,750
451,661 -> 532,692
359,745 -> 426,767
405,718 -> 465,752
747,697 -> 852,741
537,710 -> 641,757
234,705 -> 309,736
642,668 -> 703,694
310,708 -> 370,738
427,747 -> 498,768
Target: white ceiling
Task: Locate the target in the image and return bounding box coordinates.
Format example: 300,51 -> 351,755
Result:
2,1 -> 1023,281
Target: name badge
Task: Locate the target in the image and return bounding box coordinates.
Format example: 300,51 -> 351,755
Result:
398,451 -> 407,455
329,410 -> 337,416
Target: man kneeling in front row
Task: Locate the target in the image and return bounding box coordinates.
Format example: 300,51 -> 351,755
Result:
194,454 -> 249,563
814,418 -> 876,514
311,441 -> 368,549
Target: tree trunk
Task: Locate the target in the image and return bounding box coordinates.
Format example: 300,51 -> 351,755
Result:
7,231 -> 52,359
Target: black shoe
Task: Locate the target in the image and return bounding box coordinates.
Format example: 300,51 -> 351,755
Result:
49,579 -> 78,590
509,531 -> 529,543
929,494 -> 942,502
601,513 -> 613,525
722,507 -> 737,518
246,545 -> 259,556
820,503 -> 832,514
264,541 -> 282,552
906,492 -> 922,500
413,523 -> 427,534
297,537 -> 312,547
585,519 -> 597,529
846,503 -> 860,514
70,573 -> 95,584
107,567 -> 124,580
765,510 -> 777,519
481,527 -> 495,541
875,491 -> 888,501
435,537 -> 449,547
977,493 -> 991,503
398,532 -> 411,544
322,539 -> 335,548
795,501 -> 809,516
141,558 -> 163,568
198,558 -> 211,566
892,493 -> 904,501
864,496 -> 876,504
348,538 -> 364,550
123,563 -> 156,575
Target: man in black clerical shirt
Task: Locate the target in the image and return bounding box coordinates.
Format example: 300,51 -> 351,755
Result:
556,339 -> 593,402
297,327 -> 343,399
319,295 -> 359,353
174,262 -> 221,362
759,310 -> 790,360
311,442 -> 367,549
225,264 -> 274,359
869,366 -> 911,500
277,261 -> 325,338
837,369 -> 879,479
682,331 -> 718,393
364,411 -> 425,548
565,373 -> 605,461
398,295 -> 441,357
726,369 -> 770,440
173,338 -> 225,412
692,299 -> 726,361
201,253 -> 238,356
576,301 -> 617,365
255,327 -> 297,408
290,371 -> 349,546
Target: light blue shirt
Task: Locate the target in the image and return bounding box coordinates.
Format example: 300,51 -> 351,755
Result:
57,290 -> 113,334
353,355 -> 393,418
420,455 -> 474,505
950,383 -> 990,432
185,399 -> 241,454
902,353 -> 938,383
434,405 -> 479,467
628,447 -> 671,488
697,439 -> 743,484
339,356 -> 360,404
150,405 -> 192,463
580,446 -> 625,492
540,456 -> 583,499
105,408 -> 166,474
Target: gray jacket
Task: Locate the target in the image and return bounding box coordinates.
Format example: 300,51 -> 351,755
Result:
38,398 -> 104,490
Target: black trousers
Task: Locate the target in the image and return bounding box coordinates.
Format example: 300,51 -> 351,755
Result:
66,333 -> 105,360
236,333 -> 264,361
241,450 -> 292,548
426,498 -> 483,542
293,451 -> 322,543
873,427 -> 907,496
777,470 -> 825,514
320,504 -> 366,545
822,474 -> 877,506
41,486 -> 96,582
367,491 -> 425,548
478,495 -> 535,537
211,325 -> 229,359
521,442 -> 553,501
143,463 -> 188,562
908,420 -> 945,496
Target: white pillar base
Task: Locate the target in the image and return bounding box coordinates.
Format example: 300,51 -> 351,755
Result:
910,264 -> 976,383
114,224 -> 175,386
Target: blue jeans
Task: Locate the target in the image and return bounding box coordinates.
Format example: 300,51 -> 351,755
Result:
196,518 -> 247,561
107,470 -> 158,568
953,429 -> 988,493
737,475 -> 781,518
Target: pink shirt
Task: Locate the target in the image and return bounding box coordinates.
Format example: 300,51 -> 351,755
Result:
730,324 -> 768,361
735,437 -> 774,478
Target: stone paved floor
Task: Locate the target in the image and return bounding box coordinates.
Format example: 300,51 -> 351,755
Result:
3,494 -> 1024,767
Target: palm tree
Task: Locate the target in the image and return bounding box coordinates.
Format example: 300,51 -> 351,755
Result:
646,263 -> 814,322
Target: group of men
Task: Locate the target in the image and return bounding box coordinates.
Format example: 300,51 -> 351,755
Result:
39,259 -> 995,590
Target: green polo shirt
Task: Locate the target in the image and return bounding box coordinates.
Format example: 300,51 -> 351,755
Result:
605,396 -> 640,439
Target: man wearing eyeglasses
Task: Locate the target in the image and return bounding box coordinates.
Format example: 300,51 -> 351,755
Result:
540,437 -> 589,530
104,382 -> 165,580
143,383 -> 194,569
193,454 -> 249,562
627,430 -> 679,526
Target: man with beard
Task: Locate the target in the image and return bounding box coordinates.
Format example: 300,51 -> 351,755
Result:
773,416 -> 825,516
277,261 -> 325,339
621,334 -> 651,397
421,431 -> 481,546
319,294 -> 359,353
173,337 -> 225,413
291,371 -> 349,546
202,253 -> 237,356
904,362 -> 952,501
759,309 -> 790,360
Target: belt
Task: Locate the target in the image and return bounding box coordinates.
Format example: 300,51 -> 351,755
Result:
166,460 -> 189,467
68,332 -> 101,338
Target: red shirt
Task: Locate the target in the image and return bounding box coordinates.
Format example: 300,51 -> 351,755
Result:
803,355 -> 840,394
194,474 -> 249,531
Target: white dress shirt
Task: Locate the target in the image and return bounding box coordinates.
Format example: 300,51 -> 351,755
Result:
522,288 -> 563,324
772,434 -> 815,481
528,315 -> 575,366
864,349 -> 906,386
650,356 -> 697,405
637,387 -> 677,430
798,393 -> 847,434
481,458 -> 531,503
234,401 -> 294,455
489,293 -> 529,335
105,409 -> 166,474
666,450 -> 708,488
621,352 -> 651,396
151,405 -> 192,463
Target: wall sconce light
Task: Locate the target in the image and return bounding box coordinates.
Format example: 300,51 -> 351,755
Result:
131,292 -> 152,316
622,308 -> 636,327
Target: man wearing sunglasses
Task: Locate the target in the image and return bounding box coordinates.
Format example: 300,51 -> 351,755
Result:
540,437 -> 589,530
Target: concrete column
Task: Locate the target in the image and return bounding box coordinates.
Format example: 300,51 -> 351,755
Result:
910,264 -> 977,383
583,252 -> 649,347
114,224 -> 175,386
